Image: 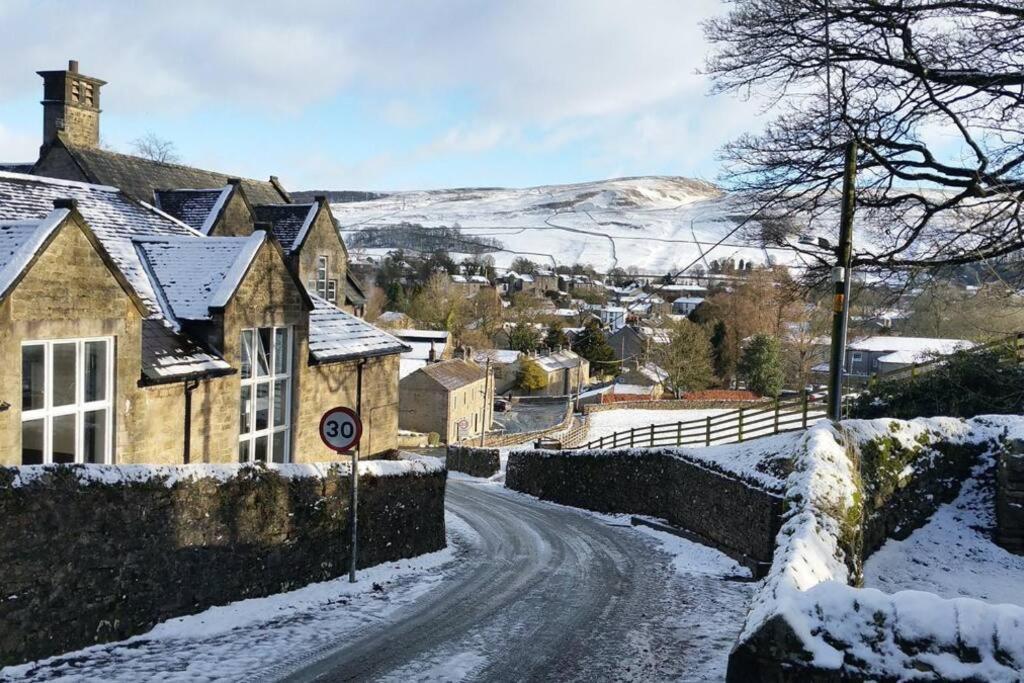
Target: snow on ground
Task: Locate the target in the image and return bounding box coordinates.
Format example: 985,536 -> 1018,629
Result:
633,524 -> 751,579
0,512 -> 473,683
584,409 -> 732,444
329,176 -> 796,273
864,463 -> 1024,607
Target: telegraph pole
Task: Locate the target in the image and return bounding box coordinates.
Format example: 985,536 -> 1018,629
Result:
827,141 -> 857,421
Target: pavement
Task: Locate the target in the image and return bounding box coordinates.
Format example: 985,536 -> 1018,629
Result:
267,478 -> 753,682
492,399 -> 568,434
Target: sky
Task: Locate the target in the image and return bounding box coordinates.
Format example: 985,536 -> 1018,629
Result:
0,0 -> 763,192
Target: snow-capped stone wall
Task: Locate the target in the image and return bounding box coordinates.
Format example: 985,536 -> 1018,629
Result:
506,446 -> 786,572
446,445 -> 500,478
0,456 -> 446,667
997,444 -> 1024,555
728,417 -> 1024,682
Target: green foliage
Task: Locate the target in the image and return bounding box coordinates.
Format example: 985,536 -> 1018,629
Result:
507,323 -> 543,352
544,323 -> 569,350
571,320 -> 617,375
848,346 -> 1024,420
510,257 -> 538,275
516,358 -> 549,392
739,334 -> 784,397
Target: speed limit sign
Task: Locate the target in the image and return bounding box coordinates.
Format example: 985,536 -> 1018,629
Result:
319,406 -> 362,453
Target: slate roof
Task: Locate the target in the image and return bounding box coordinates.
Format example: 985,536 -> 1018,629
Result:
415,359 -> 485,391
153,187 -> 231,234
41,143 -> 288,205
135,232 -> 265,322
345,272 -> 367,306
308,293 -> 410,363
140,319 -> 232,384
252,203 -> 317,253
0,210 -> 69,300
535,350 -> 583,372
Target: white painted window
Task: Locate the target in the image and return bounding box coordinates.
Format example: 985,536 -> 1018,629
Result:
21,337 -> 114,465
851,351 -> 863,362
238,327 -> 292,463
326,278 -> 338,303
315,255 -> 329,299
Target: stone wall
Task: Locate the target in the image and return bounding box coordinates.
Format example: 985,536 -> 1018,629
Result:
506,448 -> 784,571
997,441 -> 1024,554
0,458 -> 446,667
446,445 -> 500,478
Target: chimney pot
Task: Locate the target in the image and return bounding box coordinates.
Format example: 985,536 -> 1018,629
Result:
68,60 -> 79,73
314,194 -> 327,204
227,177 -> 242,186
53,198 -> 78,210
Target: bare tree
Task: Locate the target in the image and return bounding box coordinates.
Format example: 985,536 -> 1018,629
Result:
705,1 -> 1024,279
131,133 -> 180,164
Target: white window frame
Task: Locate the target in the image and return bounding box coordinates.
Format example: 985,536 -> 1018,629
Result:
851,351 -> 863,363
238,326 -> 292,463
315,255 -> 329,299
326,278 -> 338,303
20,337 -> 115,464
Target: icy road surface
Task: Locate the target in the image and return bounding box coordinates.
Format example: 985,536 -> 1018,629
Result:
2,478 -> 753,682
272,478 -> 753,682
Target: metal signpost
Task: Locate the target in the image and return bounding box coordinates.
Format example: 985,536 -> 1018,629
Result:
319,406 -> 363,583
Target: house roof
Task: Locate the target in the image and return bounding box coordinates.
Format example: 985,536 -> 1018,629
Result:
0,209 -> 69,301
39,141 -> 288,205
474,349 -> 522,365
393,329 -> 451,342
308,293 -> 410,363
412,358 -> 485,391
847,336 -> 974,355
153,186 -> 232,235
135,232 -> 266,322
535,349 -> 583,372
140,319 -> 232,384
345,271 -> 367,306
252,203 -> 318,253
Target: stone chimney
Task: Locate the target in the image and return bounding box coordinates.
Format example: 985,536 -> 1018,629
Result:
428,341 -> 437,363
38,59 -> 106,151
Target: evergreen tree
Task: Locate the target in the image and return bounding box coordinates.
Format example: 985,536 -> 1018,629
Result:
571,320 -> 617,376
516,358 -> 549,394
507,323 -> 542,352
740,334 -> 784,398
544,323 -> 568,350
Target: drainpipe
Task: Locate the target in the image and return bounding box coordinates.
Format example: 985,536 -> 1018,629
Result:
183,378 -> 200,464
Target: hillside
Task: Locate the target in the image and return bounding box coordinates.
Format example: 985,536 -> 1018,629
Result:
314,176 -> 800,274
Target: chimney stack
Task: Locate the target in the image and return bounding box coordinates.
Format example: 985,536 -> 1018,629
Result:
38,59 -> 106,151
428,341 -> 437,363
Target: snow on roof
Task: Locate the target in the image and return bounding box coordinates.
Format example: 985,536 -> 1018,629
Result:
392,329 -> 451,341
469,275 -> 490,284
0,209 -> 69,301
0,170 -> 198,317
399,357 -> 426,378
672,297 -> 705,305
611,383 -> 656,395
451,274 -> 467,283
376,311 -> 409,323
639,327 -> 671,344
402,340 -> 447,362
517,273 -> 535,283
308,293 -> 410,363
474,349 -> 521,365
153,186 -> 232,235
140,319 -> 232,383
847,336 -> 974,355
252,203 -> 318,254
639,362 -> 669,383
135,232 -> 265,322
535,349 -> 582,372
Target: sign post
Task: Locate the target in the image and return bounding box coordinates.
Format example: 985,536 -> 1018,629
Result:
319,406 -> 363,583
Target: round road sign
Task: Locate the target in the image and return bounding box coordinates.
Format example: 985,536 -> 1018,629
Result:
319,406 -> 363,453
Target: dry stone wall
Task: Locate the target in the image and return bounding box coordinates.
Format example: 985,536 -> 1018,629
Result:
0,459 -> 446,667
445,445 -> 500,478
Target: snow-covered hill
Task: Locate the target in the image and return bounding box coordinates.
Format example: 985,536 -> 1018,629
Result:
317,176 -> 799,274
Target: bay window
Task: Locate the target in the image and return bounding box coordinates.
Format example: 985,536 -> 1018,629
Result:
238,326 -> 292,463
21,338 -> 114,464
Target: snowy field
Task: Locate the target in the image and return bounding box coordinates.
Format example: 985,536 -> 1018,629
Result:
583,408 -> 733,444
330,176 -> 797,273
864,465 -> 1024,607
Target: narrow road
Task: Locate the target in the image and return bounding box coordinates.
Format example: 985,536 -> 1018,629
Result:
271,479 -> 751,682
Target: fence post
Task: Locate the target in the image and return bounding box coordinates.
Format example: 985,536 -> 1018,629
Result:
650,423 -> 655,446
738,408 -> 745,442
630,427 -> 635,448
774,399 -> 780,434
802,390 -> 809,429
705,416 -> 711,447
677,421 -> 682,446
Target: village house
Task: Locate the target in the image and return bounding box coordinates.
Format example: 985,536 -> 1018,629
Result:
393,329 -> 452,378
811,335 -> 975,383
398,358 -> 494,443
27,60 -> 368,316
473,348 -> 522,394
607,325 -> 670,363
520,349 -> 589,397
0,172 -> 409,466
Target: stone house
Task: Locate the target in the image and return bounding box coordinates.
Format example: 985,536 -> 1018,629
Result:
398,359 -> 494,443
28,60 -> 366,314
0,171 -> 408,466
473,348 -> 523,395
393,329 -> 452,378
522,350 -> 589,397
607,325 -> 670,363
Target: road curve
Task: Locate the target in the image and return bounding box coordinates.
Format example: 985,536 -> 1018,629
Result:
273,478 -> 750,682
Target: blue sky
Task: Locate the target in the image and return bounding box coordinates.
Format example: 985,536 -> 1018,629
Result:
0,0 -> 763,192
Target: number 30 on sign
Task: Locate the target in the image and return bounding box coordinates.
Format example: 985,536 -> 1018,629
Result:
319,407 -> 362,453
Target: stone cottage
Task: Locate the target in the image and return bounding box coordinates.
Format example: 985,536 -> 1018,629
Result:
398,359 -> 494,443
0,171 -> 408,466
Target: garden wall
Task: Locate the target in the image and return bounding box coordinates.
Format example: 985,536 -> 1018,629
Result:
506,447 -> 784,573
446,445 -> 500,478
0,457 -> 446,667
997,443 -> 1024,554
728,417 -> 1024,682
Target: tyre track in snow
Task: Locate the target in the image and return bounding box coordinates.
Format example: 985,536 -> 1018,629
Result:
271,479 -> 751,682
